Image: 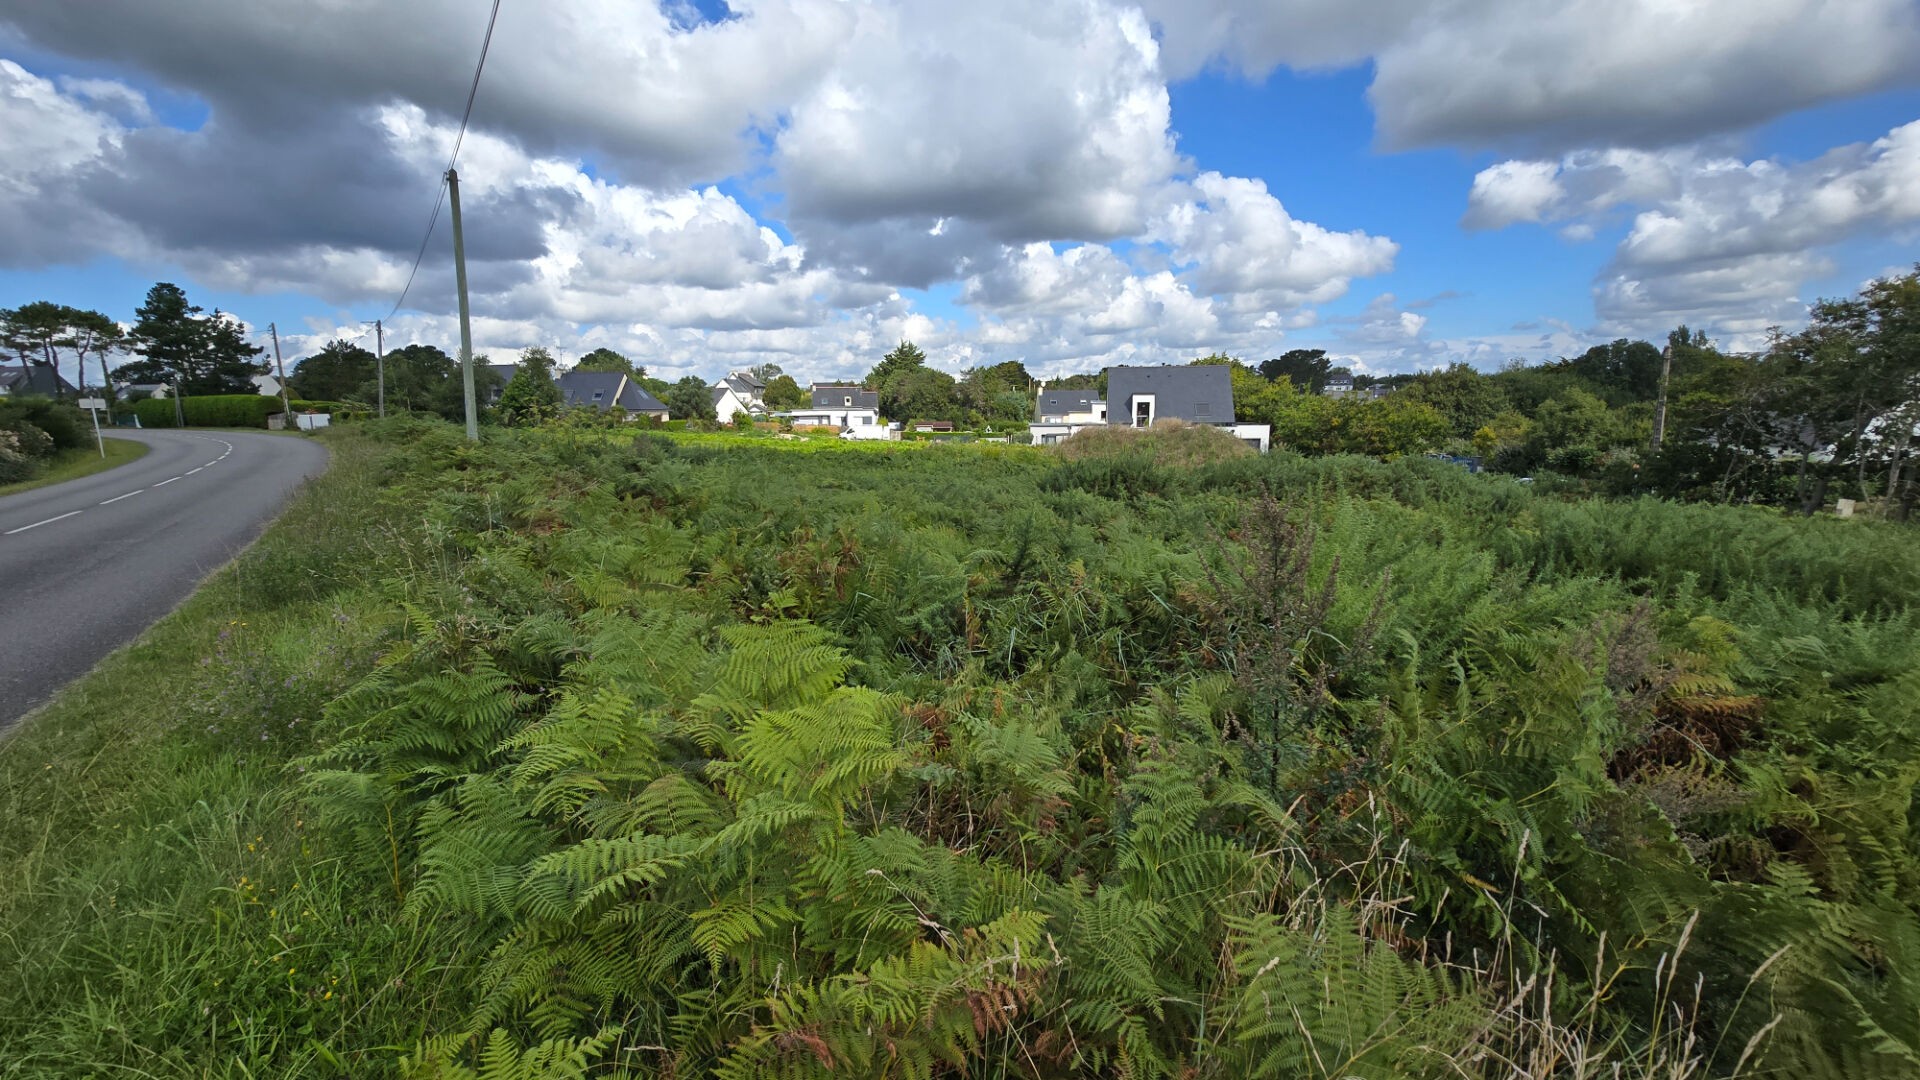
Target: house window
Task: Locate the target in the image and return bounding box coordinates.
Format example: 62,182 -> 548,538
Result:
844,395 -> 853,406
861,415 -> 872,425
592,390 -> 604,402
1134,400 -> 1151,427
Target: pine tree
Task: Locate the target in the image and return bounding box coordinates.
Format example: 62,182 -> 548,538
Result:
118,282 -> 266,395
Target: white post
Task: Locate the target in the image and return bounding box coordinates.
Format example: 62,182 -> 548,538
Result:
77,397 -> 108,456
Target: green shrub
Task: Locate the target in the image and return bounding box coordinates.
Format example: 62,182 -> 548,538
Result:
0,396 -> 86,451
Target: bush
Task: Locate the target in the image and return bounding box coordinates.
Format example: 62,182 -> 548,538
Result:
1053,418 -> 1254,468
0,430 -> 36,483
0,396 -> 86,451
134,395 -> 281,429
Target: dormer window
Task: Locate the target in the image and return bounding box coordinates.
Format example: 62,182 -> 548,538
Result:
844,395 -> 853,406
592,390 -> 604,402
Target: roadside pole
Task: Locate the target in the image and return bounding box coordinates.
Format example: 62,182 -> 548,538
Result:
269,323 -> 293,429
448,168 -> 479,442
375,318 -> 386,420
78,397 -> 107,457
1651,344 -> 1673,453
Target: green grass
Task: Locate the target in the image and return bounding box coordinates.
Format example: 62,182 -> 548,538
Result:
0,437 -> 148,498
0,428 -> 481,1078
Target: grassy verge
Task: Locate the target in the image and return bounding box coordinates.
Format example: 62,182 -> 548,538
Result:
0,426 -> 479,1078
0,437 -> 148,498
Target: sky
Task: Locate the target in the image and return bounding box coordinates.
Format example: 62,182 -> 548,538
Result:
0,0 -> 1917,386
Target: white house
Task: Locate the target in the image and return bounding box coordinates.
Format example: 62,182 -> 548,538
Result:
1030,365 -> 1269,451
785,383 -> 896,440
711,371 -> 768,420
1035,386 -> 1107,424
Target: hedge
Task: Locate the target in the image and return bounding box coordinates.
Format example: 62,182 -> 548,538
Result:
134,395 -> 281,429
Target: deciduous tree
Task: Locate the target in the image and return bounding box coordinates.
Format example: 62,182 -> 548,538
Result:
666,375 -> 717,421
496,346 -> 563,425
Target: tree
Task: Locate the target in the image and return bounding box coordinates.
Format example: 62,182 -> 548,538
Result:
1401,363 -> 1509,440
289,340 -> 377,402
748,362 -> 784,382
1046,372 -> 1102,392
887,367 -> 958,424
7,301 -> 70,396
1260,348 -> 1332,392
61,309 -> 123,399
119,283 -> 266,395
864,341 -> 960,421
575,348 -> 637,377
200,310 -> 270,394
955,362 -> 1035,425
1516,388 -> 1626,474
496,346 -> 563,425
764,374 -> 807,411
667,375 -> 717,421
866,340 -> 928,392
1564,338 -> 1665,404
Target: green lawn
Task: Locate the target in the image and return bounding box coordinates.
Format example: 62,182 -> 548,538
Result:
0,436 -> 148,498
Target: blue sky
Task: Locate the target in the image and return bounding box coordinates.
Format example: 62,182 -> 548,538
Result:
1,1 -> 1917,382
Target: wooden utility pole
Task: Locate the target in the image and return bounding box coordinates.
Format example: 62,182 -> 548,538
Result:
447,168 -> 478,441
375,318 -> 385,419
1650,344 -> 1674,453
268,323 -> 292,429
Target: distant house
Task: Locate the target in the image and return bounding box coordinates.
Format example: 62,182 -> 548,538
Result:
1034,386 -> 1107,425
783,383 -> 894,440
711,371 -> 768,419
1322,375 -> 1356,399
555,370 -> 668,420
1030,365 -> 1270,451
0,362 -> 77,398
914,420 -> 955,432
118,382 -> 172,400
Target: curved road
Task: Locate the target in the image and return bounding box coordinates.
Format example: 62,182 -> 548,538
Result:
0,429 -> 329,729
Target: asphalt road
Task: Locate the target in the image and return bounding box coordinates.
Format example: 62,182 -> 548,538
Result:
0,429 -> 329,730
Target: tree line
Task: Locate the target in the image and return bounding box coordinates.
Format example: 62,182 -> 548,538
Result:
8,267 -> 1914,517
2,283 -> 267,399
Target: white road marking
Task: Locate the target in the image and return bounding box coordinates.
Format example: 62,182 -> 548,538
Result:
186,467 -> 203,475
4,510 -> 81,535
100,490 -> 144,505
155,476 -> 180,487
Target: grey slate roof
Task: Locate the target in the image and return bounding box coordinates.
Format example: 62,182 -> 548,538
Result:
0,363 -> 77,397
1036,389 -> 1101,417
723,371 -> 765,394
810,384 -> 878,410
556,371 -> 665,413
1104,365 -> 1234,425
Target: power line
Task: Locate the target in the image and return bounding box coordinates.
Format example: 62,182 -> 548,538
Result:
383,0 -> 505,322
